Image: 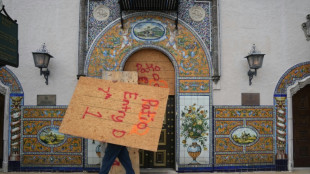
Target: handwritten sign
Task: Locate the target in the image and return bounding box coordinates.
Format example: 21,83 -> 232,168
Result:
123,49 -> 175,95
100,71 -> 139,174
59,76 -> 169,151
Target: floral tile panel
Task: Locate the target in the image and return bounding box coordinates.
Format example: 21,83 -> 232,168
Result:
179,95 -> 211,166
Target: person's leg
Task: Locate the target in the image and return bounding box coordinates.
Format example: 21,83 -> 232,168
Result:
118,146 -> 135,174
99,143 -> 122,174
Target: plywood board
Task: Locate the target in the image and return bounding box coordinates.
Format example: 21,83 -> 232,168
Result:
59,76 -> 169,152
100,71 -> 139,174
123,49 -> 175,95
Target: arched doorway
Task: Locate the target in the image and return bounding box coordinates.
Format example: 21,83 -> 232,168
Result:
123,49 -> 176,168
292,84 -> 310,167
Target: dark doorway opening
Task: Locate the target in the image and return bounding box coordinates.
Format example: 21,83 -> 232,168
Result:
293,84 -> 310,167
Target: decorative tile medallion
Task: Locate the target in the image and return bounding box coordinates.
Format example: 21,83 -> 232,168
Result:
214,106 -> 275,167
21,106 -> 83,168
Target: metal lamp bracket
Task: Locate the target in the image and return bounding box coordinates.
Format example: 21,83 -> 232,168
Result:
248,69 -> 257,85
302,14 -> 310,41
40,68 -> 50,85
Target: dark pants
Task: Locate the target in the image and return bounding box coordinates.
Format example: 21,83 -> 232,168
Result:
99,143 -> 135,174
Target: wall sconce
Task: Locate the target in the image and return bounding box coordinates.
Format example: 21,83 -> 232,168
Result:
302,14 -> 310,41
32,43 -> 54,85
244,44 -> 265,85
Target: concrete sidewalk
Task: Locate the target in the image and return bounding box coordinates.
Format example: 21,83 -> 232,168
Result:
0,168 -> 310,174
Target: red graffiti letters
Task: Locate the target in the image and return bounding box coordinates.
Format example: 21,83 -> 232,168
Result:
111,111 -> 125,122
130,99 -> 159,136
112,129 -> 126,138
136,63 -> 169,89
111,91 -> 139,138
136,63 -> 160,73
98,87 -> 112,99
82,107 -> 103,119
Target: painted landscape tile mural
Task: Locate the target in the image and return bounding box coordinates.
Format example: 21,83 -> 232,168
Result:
214,106 -> 275,167
179,96 -> 211,166
20,106 -> 83,168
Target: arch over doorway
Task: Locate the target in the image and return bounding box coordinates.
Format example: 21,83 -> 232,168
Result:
85,13 -> 213,170
273,61 -> 310,170
0,67 -> 24,172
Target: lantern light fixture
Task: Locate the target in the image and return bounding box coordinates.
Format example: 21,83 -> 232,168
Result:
244,44 -> 265,86
32,43 -> 54,85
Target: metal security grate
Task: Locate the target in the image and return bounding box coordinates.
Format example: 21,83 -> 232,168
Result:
119,0 -> 179,29
119,0 -> 178,11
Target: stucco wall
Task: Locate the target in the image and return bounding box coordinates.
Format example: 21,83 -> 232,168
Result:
3,0 -> 310,106
3,0 -> 79,105
213,0 -> 310,105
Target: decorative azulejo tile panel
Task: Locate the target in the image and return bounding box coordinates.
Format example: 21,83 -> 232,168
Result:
20,106 -> 83,169
10,94 -> 24,161
273,61 -> 310,160
275,61 -> 310,94
86,15 -> 211,78
179,79 -> 210,93
84,139 -> 104,170
0,67 -> 23,93
214,106 -> 275,167
178,95 -> 211,167
88,0 -> 212,52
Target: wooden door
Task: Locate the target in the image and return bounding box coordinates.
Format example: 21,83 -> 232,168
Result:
123,49 -> 175,168
293,84 -> 310,167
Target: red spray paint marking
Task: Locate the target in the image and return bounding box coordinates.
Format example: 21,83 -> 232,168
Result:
136,63 -> 169,89
136,63 -> 160,73
110,91 -> 138,138
113,160 -> 121,166
98,87 -> 112,99
130,99 -> 159,136
148,79 -> 169,88
112,129 -> 126,138
111,111 -> 125,122
82,107 -> 102,119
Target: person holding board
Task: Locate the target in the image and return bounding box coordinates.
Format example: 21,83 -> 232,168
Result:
99,143 -> 135,174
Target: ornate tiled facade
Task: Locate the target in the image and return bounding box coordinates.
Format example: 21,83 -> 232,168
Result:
214,106 -> 275,168
20,106 -> 83,169
273,61 -> 310,160
86,16 -> 211,78
0,67 -> 24,162
87,0 -> 212,50
86,1 -> 213,169
0,0 -> 308,172
0,67 -> 23,93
